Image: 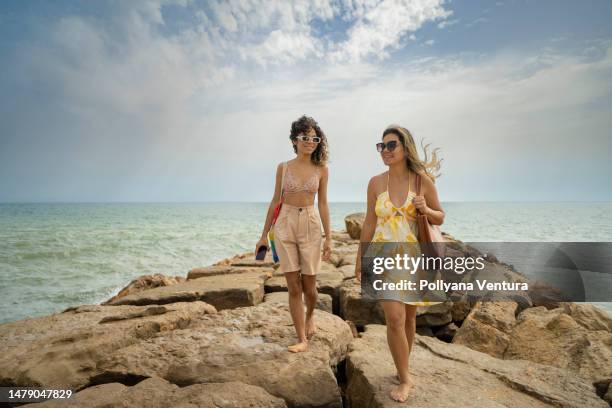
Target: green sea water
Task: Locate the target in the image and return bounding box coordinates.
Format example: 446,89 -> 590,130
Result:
1,202 -> 611,324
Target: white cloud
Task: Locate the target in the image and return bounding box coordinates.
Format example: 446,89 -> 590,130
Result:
330,0 -> 452,62
2,1 -> 611,202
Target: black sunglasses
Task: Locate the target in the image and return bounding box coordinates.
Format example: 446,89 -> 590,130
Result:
376,140 -> 399,153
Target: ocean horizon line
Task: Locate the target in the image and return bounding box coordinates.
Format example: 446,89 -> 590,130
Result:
1,200 -> 611,205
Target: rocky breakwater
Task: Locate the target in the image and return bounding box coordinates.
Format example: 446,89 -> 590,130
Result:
0,212 -> 610,407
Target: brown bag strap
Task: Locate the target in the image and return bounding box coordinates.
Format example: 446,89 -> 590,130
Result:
280,162 -> 287,202
415,173 -> 423,215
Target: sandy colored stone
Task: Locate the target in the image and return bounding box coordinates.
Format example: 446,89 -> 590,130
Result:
96,302 -> 353,408
188,265 -> 274,280
22,377 -> 287,408
505,305 -> 612,382
346,324 -> 607,407
337,264 -> 357,280
416,301 -> 453,327
0,302 -> 215,390
102,274 -> 186,305
317,270 -> 346,315
452,301 -> 518,358
345,213 -> 365,240
264,291 -> 333,313
108,270 -> 270,310
339,278 -> 385,327
214,251 -> 276,268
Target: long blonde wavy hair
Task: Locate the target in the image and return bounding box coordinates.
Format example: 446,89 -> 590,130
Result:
382,124 -> 442,182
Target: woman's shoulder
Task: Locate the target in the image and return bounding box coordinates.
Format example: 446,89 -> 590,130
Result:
416,171 -> 437,191
368,172 -> 388,193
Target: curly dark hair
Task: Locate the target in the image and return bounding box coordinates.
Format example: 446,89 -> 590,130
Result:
289,115 -> 329,166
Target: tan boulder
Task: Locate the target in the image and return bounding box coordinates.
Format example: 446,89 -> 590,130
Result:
346,324 -> 607,407
264,291 -> 333,314
108,270 -> 271,310
96,302 -> 353,408
416,301 -> 453,327
188,265 -> 274,280
344,213 -> 365,239
339,278 -> 385,327
22,377 -> 287,408
214,251 -> 276,268
505,305 -> 612,382
452,301 -> 518,358
0,302 -> 215,390
102,273 -> 186,305
331,230 -> 358,244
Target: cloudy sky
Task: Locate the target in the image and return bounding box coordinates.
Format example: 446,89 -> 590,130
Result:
1,0 -> 611,202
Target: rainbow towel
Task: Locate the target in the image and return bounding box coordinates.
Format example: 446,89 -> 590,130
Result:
268,229 -> 279,263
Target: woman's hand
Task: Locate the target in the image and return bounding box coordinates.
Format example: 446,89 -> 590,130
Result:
255,237 -> 268,254
412,195 -> 429,214
322,238 -> 332,262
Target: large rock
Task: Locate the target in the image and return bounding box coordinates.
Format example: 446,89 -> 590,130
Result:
346,324 -> 607,407
108,270 -> 271,310
416,301 -> 453,327
0,302 -> 216,390
188,265 -> 274,280
264,291 -> 333,314
504,304 -> 612,383
265,275 -> 288,293
214,251 -> 277,268
339,278 -> 385,327
102,273 -> 186,305
317,271 -> 346,315
22,377 -> 287,408
452,301 -> 518,358
344,213 -> 365,240
96,302 -> 353,408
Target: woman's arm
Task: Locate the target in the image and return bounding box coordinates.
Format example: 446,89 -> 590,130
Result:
355,176 -> 379,281
317,166 -> 332,261
412,175 -> 445,226
256,163 -> 283,250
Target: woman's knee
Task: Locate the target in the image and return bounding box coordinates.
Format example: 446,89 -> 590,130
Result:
286,274 -> 302,296
385,312 -> 405,330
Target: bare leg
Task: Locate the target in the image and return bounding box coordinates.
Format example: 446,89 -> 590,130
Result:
285,271 -> 308,352
381,300 -> 414,402
301,274 -> 318,339
397,304 -> 418,383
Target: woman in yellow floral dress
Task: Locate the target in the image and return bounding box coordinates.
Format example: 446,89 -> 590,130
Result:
355,124 -> 445,403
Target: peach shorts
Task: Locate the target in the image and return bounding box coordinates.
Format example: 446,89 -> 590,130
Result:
273,203 -> 322,275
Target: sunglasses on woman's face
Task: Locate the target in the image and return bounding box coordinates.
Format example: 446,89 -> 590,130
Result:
296,135 -> 321,143
376,140 -> 399,153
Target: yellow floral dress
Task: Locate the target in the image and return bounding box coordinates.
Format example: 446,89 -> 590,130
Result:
369,174 -> 443,306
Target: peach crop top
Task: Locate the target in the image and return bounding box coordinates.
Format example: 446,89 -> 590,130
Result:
283,163 -> 320,194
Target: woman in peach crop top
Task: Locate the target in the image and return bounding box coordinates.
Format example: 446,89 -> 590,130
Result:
256,115 -> 332,354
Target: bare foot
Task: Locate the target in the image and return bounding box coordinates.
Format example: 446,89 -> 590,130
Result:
288,341 -> 308,353
305,316 -> 316,339
390,379 -> 413,402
